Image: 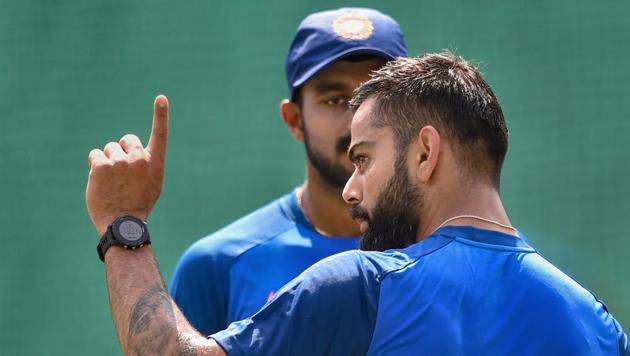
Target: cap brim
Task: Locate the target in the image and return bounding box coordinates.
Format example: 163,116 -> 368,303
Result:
291,47 -> 397,98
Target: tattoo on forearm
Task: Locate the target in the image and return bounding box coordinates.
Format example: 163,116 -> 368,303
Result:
128,285 -> 172,336
176,333 -> 199,356
127,284 -> 197,356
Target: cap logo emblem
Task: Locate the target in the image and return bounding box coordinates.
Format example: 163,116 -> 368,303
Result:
332,13 -> 374,40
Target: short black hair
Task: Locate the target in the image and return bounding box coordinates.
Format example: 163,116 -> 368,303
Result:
349,52 -> 509,186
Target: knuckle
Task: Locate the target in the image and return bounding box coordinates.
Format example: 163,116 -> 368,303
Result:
111,159 -> 128,171
128,149 -> 144,160
153,131 -> 167,141
129,155 -> 148,167
120,133 -> 141,145
103,141 -> 118,152
150,159 -> 164,171
88,150 -> 100,164
92,160 -> 113,172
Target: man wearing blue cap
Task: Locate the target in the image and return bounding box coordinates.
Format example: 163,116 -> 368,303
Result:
169,8 -> 408,336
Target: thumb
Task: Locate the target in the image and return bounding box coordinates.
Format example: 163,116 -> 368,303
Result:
147,95 -> 169,163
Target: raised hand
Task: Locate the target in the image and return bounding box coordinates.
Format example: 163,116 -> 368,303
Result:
86,95 -> 169,236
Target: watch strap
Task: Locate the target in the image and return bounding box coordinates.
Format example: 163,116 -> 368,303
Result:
97,224 -> 118,262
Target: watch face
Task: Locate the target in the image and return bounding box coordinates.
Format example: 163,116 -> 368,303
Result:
117,220 -> 145,243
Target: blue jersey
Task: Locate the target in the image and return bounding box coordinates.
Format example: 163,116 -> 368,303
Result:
211,225 -> 628,355
170,190 -> 360,336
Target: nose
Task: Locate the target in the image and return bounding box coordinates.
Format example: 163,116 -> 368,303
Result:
342,170 -> 362,205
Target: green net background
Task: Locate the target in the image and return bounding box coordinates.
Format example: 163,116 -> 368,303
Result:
1,1 -> 628,354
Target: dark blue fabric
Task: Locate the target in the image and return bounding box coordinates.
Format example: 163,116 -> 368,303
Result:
211,249 -> 411,356
169,190 -> 359,336
212,225 -> 628,355
285,7 -> 407,98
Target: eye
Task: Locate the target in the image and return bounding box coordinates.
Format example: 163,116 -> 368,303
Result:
322,96 -> 348,107
352,155 -> 369,171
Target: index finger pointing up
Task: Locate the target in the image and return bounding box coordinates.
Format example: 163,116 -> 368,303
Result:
147,95 -> 169,163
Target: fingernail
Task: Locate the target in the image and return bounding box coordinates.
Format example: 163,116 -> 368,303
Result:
157,95 -> 167,108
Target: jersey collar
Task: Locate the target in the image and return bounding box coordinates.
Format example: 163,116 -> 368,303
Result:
283,189 -> 312,230
432,225 -> 534,250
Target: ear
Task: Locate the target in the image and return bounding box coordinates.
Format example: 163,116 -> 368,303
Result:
280,99 -> 304,143
415,125 -> 441,183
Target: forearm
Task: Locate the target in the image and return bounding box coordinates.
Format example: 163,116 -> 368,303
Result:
104,245 -> 222,356
87,96 -> 223,355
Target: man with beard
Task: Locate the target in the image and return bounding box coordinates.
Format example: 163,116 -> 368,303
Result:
86,53 -> 628,354
169,8 -> 408,336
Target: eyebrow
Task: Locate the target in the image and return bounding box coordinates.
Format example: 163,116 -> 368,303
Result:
313,80 -> 351,94
347,140 -> 375,161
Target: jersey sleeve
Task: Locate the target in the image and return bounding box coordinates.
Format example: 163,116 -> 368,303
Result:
210,251 -> 381,356
170,239 -> 232,336
614,317 -> 629,356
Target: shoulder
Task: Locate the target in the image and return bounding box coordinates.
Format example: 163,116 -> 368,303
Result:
211,250 -> 419,355
293,233 -> 457,289
171,193 -> 299,285
283,249 -> 417,298
181,194 -> 296,264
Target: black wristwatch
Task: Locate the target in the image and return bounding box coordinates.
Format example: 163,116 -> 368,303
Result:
97,215 -> 151,262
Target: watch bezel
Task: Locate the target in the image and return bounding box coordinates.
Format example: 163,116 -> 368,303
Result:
112,216 -> 148,247
97,215 -> 151,262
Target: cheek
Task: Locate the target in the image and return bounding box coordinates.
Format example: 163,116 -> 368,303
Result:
364,162 -> 392,203
306,120 -> 347,150
306,125 -> 336,149
360,173 -> 380,207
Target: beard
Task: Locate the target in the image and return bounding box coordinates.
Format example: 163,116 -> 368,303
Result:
350,154 -> 422,251
303,121 -> 352,189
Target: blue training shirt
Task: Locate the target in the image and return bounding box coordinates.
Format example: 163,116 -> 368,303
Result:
170,190 -> 360,336
211,225 -> 629,355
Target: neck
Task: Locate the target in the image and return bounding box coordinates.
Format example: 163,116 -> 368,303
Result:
417,182 -> 515,240
299,166 -> 361,237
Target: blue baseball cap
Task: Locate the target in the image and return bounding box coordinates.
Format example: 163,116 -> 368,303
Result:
286,8 -> 408,99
